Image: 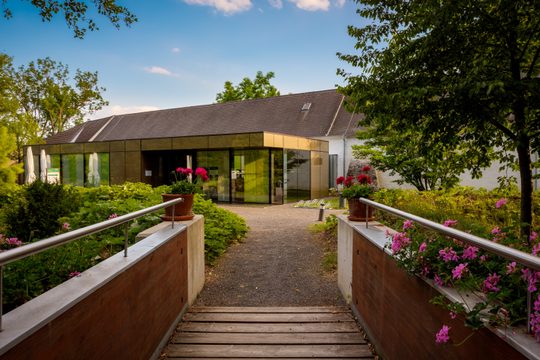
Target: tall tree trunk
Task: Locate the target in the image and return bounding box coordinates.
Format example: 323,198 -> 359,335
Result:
516,134 -> 533,245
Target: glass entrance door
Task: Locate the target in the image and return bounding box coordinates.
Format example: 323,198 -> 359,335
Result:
232,150 -> 270,203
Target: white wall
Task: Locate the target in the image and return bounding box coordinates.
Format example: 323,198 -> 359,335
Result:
314,136 -> 364,180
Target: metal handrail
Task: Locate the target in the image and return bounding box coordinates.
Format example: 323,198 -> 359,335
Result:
360,198 -> 540,271
0,197 -> 184,330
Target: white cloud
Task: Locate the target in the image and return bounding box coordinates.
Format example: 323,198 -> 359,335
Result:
268,0 -> 283,9
288,0 -> 329,11
90,105 -> 161,119
183,0 -> 252,14
171,47 -> 181,53
334,0 -> 345,8
144,66 -> 175,76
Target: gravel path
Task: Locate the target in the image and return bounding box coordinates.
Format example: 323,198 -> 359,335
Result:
194,204 -> 346,306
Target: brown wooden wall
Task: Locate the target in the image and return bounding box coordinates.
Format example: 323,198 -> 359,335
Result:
3,231 -> 188,360
351,231 -> 525,360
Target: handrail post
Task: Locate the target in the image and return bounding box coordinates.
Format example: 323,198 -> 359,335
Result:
365,201 -> 369,229
171,202 -> 176,229
528,290 -> 532,334
123,222 -> 129,257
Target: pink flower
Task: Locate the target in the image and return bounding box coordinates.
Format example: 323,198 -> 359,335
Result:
439,247 -> 459,262
435,325 -> 451,344
452,263 -> 468,280
479,255 -> 488,263
495,198 -> 507,209
533,243 -> 540,257
194,167 -> 207,177
434,274 -> 444,287
506,261 -> 517,274
418,242 -> 427,253
522,269 -> 540,293
531,294 -> 540,341
63,222 -> 71,230
69,271 -> 81,278
391,232 -> 411,253
483,273 -> 501,293
108,213 -> 118,220
462,246 -> 478,260
421,266 -> 430,276
531,231 -> 538,243
403,220 -> 414,230
449,311 -> 457,319
6,237 -> 22,247
443,219 -> 458,227
491,226 -> 501,235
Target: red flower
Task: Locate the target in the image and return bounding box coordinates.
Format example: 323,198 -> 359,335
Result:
362,165 -> 371,172
336,176 -> 345,185
357,173 -> 372,184
343,175 -> 354,187
195,167 -> 207,177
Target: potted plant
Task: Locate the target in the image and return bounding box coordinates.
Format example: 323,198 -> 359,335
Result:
161,167 -> 209,221
337,165 -> 376,221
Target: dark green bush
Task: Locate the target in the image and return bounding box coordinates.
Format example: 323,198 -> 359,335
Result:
4,181 -> 80,242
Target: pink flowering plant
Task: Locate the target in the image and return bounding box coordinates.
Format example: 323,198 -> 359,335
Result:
0,234 -> 23,251
337,165 -> 377,199
385,200 -> 540,344
169,167 -> 209,194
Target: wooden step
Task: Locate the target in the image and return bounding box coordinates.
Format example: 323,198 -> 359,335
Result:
163,307 -> 374,359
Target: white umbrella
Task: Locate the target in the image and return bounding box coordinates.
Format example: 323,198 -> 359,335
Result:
25,147 -> 36,184
87,153 -> 95,186
40,149 -> 48,182
92,152 -> 100,186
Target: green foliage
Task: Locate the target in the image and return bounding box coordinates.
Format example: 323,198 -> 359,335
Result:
193,194 -> 248,263
339,0 -> 540,238
0,125 -> 22,191
1,182 -> 248,311
353,127 -> 480,190
216,71 -> 280,103
4,181 -> 80,242
310,214 -> 338,238
1,0 -> 137,39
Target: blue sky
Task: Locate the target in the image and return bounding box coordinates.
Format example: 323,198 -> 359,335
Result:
0,0 -> 365,120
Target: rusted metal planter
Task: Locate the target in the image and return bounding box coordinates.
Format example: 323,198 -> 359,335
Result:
161,194 -> 194,221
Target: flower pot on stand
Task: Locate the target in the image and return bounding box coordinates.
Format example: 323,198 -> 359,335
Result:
347,198 -> 375,221
161,193 -> 194,221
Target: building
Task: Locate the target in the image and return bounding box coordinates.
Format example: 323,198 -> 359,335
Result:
25,89 -> 362,204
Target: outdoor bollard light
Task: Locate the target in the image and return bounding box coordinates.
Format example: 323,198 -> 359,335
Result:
318,202 -> 325,221
339,193 -> 344,209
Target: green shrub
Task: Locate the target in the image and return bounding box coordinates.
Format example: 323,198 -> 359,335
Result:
1,182 -> 248,311
4,181 -> 80,242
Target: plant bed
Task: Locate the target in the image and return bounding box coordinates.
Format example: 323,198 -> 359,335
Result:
338,217 -> 540,359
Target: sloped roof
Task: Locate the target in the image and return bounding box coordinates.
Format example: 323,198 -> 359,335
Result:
46,89 -> 363,144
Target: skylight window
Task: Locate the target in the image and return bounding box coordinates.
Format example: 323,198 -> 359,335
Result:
301,102 -> 312,111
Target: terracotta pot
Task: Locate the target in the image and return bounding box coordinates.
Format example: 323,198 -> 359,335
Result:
160,194 -> 194,221
347,198 -> 375,221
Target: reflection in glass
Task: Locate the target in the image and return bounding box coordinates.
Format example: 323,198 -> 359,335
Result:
285,150 -> 311,203
196,150 -> 230,202
61,154 -> 84,186
232,150 -> 269,203
271,149 -> 284,204
85,153 -> 110,186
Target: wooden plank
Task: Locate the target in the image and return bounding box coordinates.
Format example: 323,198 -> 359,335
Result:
166,344 -> 373,358
172,332 -> 366,345
182,312 -> 354,323
177,322 -> 360,333
167,358 -> 369,360
189,306 -> 351,314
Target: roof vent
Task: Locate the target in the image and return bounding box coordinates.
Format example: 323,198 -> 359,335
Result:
301,102 -> 311,111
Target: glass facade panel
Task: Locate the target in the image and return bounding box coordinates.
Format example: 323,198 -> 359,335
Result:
271,149 -> 284,204
196,150 -> 230,202
284,149 -> 310,203
61,154 -> 84,186
232,150 -> 269,203
85,153 -> 110,186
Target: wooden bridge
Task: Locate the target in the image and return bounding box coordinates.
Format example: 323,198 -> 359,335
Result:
163,306 -> 373,359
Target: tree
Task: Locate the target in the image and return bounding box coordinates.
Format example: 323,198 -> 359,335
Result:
0,54 -> 107,161
338,0 -> 540,242
352,125 -> 492,191
1,0 -> 137,38
0,125 -> 22,191
216,71 -> 280,103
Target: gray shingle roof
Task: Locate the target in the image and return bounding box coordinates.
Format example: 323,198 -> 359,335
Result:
46,89 -> 363,144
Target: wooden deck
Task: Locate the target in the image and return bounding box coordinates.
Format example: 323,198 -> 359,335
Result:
162,306 -> 374,359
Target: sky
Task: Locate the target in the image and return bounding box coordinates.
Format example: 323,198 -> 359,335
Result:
0,0 -> 366,120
